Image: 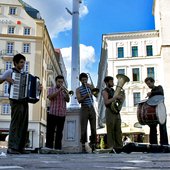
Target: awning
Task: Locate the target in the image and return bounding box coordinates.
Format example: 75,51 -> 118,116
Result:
97,125 -> 145,135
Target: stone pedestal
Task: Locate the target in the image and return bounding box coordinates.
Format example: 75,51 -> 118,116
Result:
62,107 -> 81,153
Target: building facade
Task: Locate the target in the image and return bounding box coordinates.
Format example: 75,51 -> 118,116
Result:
0,0 -> 66,148
97,0 -> 170,143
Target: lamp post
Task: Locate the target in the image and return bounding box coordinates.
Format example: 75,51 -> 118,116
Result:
70,0 -> 82,107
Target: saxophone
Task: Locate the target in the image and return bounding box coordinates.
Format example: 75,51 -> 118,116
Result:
111,74 -> 130,113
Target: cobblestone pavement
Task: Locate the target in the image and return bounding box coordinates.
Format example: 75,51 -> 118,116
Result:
0,148 -> 170,170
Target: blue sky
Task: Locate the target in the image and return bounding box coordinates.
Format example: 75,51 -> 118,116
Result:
24,0 -> 155,87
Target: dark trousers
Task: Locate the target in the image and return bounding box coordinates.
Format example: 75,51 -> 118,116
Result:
8,100 -> 28,151
46,114 -> 65,149
80,106 -> 96,144
105,108 -> 123,148
149,121 -> 169,145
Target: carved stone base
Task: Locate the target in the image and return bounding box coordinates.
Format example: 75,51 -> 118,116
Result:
62,107 -> 81,153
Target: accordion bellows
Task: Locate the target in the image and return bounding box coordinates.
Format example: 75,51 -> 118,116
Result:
9,72 -> 41,103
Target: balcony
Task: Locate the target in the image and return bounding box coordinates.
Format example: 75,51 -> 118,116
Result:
0,50 -> 18,61
0,91 -> 9,100
46,81 -> 53,88
0,69 -> 5,75
47,64 -> 53,71
46,64 -> 54,76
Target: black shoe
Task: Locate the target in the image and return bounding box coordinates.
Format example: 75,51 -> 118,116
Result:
114,147 -> 122,154
82,148 -> 88,153
7,148 -> 20,154
82,144 -> 88,153
91,144 -> 96,153
19,149 -> 31,154
109,148 -> 117,154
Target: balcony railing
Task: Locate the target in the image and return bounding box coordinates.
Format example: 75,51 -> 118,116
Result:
0,50 -> 19,60
46,81 -> 53,87
0,104 -> 11,115
47,64 -> 53,72
0,91 -> 9,98
0,69 -> 5,75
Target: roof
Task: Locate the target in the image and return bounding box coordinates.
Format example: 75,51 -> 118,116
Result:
55,48 -> 61,55
19,0 -> 42,19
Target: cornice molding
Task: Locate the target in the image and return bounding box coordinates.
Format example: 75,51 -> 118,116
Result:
0,34 -> 43,40
103,30 -> 159,41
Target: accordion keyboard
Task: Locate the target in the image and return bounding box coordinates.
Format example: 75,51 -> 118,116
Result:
9,72 -> 40,103
10,72 -> 21,100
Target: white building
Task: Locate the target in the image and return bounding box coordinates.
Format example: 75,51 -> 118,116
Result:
97,0 -> 170,143
0,0 -> 67,149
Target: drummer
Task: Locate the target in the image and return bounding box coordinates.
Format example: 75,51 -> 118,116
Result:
145,77 -> 169,145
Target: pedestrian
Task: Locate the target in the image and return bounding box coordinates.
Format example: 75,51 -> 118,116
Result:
46,75 -> 70,150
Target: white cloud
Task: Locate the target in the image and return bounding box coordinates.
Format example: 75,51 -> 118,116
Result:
23,0 -> 97,87
60,44 -> 96,89
24,0 -> 88,38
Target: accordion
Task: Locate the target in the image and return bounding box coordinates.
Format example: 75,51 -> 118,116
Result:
9,72 -> 41,103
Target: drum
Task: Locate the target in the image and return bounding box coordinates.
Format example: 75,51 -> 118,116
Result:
137,101 -> 166,125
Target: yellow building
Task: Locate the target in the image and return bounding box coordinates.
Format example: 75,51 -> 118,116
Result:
0,0 -> 67,148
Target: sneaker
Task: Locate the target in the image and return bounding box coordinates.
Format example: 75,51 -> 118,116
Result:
7,148 -> 20,154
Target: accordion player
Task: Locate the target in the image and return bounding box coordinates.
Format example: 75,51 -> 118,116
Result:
9,72 -> 41,103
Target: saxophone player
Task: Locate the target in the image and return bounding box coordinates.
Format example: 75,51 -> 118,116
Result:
102,76 -> 124,153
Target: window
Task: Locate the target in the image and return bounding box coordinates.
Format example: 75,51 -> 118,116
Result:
9,7 -> 16,15
5,61 -> 12,70
122,97 -> 126,107
133,92 -> 140,106
2,104 -> 11,115
132,46 -> 138,57
0,6 -> 2,15
8,26 -> 15,34
118,69 -> 125,75
4,83 -> 9,96
23,43 -> 30,53
24,27 -> 31,35
132,68 -> 140,81
147,67 -> 155,79
118,47 -> 124,58
9,7 -> 17,15
7,42 -> 14,54
146,45 -> 153,56
22,62 -> 29,72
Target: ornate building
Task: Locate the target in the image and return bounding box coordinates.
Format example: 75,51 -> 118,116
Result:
0,0 -> 67,148
97,0 -> 170,143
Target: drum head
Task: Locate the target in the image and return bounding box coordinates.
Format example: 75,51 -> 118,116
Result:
156,102 -> 167,124
147,95 -> 164,106
138,99 -> 148,104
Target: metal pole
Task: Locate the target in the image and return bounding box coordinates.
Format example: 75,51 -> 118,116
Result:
70,0 -> 81,107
